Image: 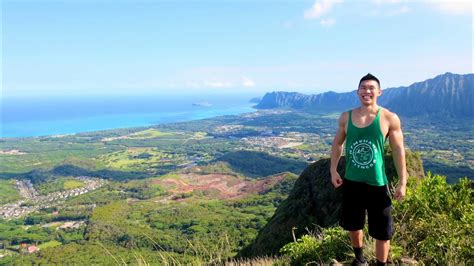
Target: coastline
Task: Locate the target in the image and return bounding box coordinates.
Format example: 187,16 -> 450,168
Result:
1,95 -> 258,139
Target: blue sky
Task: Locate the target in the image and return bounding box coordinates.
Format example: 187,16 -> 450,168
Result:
2,0 -> 472,97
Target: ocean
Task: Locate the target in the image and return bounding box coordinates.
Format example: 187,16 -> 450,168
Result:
0,94 -> 259,138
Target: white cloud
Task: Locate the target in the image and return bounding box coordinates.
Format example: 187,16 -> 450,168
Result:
320,18 -> 336,26
428,0 -> 472,15
204,81 -> 233,88
304,0 -> 343,20
242,77 -> 255,87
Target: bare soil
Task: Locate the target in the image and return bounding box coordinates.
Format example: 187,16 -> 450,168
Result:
154,173 -> 287,200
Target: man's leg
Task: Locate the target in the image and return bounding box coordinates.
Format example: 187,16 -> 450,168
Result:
340,180 -> 367,264
375,239 -> 389,263
349,230 -> 366,264
368,184 -> 393,265
349,230 -> 363,247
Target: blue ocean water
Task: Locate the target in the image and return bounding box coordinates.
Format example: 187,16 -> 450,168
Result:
0,94 -> 259,138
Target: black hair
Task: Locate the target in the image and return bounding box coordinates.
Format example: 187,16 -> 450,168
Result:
359,73 -> 380,88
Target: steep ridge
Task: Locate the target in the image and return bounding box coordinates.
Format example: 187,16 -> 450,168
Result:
255,73 -> 473,118
241,151 -> 424,257
383,72 -> 473,117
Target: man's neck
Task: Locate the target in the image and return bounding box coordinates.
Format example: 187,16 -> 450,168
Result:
357,104 -> 379,115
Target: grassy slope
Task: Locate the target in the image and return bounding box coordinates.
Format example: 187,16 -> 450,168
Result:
0,179 -> 21,204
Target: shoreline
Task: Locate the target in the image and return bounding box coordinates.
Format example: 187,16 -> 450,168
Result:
0,107 -> 262,140
1,97 -> 260,139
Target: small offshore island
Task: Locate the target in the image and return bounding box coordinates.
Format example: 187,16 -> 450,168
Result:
192,101 -> 212,107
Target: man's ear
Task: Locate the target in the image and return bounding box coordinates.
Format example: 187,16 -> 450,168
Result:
378,88 -> 382,96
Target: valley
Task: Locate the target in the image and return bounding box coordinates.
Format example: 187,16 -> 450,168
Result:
0,107 -> 472,264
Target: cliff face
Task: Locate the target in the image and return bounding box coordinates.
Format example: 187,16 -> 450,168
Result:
255,73 -> 473,118
383,73 -> 473,117
241,151 -> 424,257
254,92 -> 310,109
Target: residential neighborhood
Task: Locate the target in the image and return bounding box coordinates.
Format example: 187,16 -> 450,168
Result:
0,176 -> 106,219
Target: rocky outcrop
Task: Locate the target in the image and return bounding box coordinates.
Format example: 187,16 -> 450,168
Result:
241,151 -> 424,257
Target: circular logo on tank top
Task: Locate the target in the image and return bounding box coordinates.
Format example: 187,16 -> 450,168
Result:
349,139 -> 377,169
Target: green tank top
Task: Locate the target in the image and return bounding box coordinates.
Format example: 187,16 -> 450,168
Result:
345,108 -> 388,186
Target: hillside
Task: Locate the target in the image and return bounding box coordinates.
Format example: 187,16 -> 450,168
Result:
0,101 -> 471,263
255,73 -> 473,118
217,150 -> 308,178
241,151 -> 424,257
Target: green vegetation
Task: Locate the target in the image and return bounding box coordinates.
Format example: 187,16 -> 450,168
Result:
97,148 -> 187,172
38,240 -> 62,249
36,177 -> 85,195
185,161 -> 236,175
402,117 -> 474,181
128,129 -> 176,139
119,178 -> 167,200
280,228 -> 353,264
0,179 -> 21,204
392,174 -> 472,264
243,152 -> 425,257
2,111 -> 471,181
0,165 -> 297,264
0,138 -> 119,173
64,179 -> 84,189
218,150 -> 308,178
8,243 -> 181,265
65,186 -> 126,206
278,174 -> 473,265
84,196 -> 280,255
0,109 -> 471,264
0,219 -> 78,246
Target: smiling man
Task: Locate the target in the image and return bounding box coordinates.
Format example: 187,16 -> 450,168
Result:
330,73 -> 407,265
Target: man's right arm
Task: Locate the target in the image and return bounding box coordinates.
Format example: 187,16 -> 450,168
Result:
330,112 -> 348,188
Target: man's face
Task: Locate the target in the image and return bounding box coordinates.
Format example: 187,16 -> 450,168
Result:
357,80 -> 381,106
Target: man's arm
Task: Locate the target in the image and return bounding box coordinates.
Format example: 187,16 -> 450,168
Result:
330,112 -> 347,188
388,113 -> 407,200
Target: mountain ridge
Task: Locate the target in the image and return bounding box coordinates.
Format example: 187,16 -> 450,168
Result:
255,72 -> 473,118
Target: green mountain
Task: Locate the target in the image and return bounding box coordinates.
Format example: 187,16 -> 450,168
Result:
255,73 -> 473,118
383,72 -> 473,117
241,151 -> 424,257
217,150 -> 308,178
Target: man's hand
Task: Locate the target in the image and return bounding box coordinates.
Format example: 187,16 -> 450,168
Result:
331,172 -> 343,188
394,183 -> 406,201
330,112 -> 347,189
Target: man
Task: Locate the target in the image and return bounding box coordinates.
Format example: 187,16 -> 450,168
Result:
330,73 -> 407,265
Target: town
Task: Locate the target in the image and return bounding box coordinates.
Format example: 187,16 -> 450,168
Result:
0,176 -> 106,219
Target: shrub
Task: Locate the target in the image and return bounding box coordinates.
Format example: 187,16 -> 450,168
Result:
280,174 -> 473,265
392,174 -> 473,264
280,227 -> 352,265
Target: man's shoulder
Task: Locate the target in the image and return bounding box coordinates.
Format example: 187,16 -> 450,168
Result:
380,107 -> 401,125
338,111 -> 350,123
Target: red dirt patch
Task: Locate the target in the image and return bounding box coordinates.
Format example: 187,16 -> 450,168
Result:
154,173 -> 287,201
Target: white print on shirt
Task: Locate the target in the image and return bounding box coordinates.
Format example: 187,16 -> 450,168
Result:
349,139 -> 377,169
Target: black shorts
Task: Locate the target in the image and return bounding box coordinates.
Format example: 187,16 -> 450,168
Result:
339,178 -> 393,240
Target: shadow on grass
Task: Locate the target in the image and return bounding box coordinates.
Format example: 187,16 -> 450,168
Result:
423,160 -> 474,183
0,164 -> 158,182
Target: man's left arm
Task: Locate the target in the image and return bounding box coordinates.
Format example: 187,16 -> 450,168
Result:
388,113 -> 407,200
